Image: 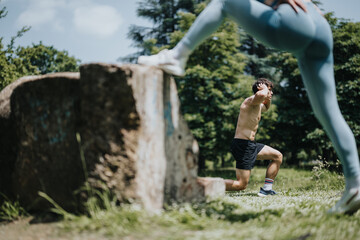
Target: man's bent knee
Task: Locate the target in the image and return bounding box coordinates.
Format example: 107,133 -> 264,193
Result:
233,180 -> 248,191
271,151 -> 283,165
235,183 -> 248,191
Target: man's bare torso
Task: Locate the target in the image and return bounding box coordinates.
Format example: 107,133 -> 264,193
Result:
234,82 -> 272,141
234,97 -> 263,141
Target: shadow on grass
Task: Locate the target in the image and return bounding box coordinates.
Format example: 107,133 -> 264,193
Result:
291,233 -> 312,240
195,200 -> 284,223
228,209 -> 283,223
226,192 -> 258,197
199,169 -> 235,179
29,211 -> 63,224
215,208 -> 283,223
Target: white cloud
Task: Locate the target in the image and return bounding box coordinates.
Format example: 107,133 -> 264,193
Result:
73,4 -> 123,38
16,0 -> 66,28
17,10 -> 56,27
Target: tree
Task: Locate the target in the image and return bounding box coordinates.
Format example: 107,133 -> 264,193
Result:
0,4 -> 31,89
124,0 -> 198,62
16,42 -> 80,75
0,3 -> 80,91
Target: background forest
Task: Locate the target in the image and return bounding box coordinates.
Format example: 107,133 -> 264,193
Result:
124,0 -> 360,170
1,0 -> 359,171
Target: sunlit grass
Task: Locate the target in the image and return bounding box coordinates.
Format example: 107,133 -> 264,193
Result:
48,166 -> 360,240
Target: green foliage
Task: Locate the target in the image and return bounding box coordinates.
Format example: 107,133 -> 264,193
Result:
124,0 -> 198,61
0,195 -> 27,221
310,159 -> 344,190
40,185 -> 145,237
38,192 -> 74,220
0,25 -> 32,89
239,30 -> 280,80
16,42 -> 80,75
0,41 -> 80,91
0,3 -> 80,91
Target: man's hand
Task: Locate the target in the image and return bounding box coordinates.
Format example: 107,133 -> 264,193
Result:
257,83 -> 268,92
274,0 -> 308,13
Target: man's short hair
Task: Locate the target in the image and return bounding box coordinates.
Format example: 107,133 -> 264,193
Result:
252,78 -> 274,94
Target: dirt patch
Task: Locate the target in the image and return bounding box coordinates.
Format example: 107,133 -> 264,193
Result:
0,217 -> 107,240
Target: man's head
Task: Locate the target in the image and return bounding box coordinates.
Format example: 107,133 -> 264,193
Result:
252,78 -> 274,94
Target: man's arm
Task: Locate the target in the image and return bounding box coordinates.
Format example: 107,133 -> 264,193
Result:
262,98 -> 271,112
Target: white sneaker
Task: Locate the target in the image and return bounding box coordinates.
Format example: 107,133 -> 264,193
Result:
328,187 -> 360,215
137,49 -> 187,76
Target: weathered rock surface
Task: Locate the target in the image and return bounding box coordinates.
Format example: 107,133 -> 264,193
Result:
79,63 -> 167,210
0,73 -> 82,210
79,63 -> 206,209
162,77 -> 204,203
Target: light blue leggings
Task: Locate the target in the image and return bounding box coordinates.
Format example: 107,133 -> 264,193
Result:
178,0 -> 360,178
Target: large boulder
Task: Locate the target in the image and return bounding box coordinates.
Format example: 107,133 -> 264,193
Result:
0,64 -> 225,211
0,77 -> 20,197
0,73 -> 82,210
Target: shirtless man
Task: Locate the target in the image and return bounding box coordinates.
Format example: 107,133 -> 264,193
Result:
225,78 -> 282,196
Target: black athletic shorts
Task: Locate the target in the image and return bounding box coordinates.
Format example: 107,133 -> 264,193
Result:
230,138 -> 265,170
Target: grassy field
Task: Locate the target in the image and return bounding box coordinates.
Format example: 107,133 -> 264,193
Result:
1,166 -> 360,240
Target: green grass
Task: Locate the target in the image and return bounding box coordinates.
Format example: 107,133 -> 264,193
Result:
0,195 -> 28,221
49,167 -> 360,240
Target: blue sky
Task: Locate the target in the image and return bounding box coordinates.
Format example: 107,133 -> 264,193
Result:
1,0 -> 360,64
